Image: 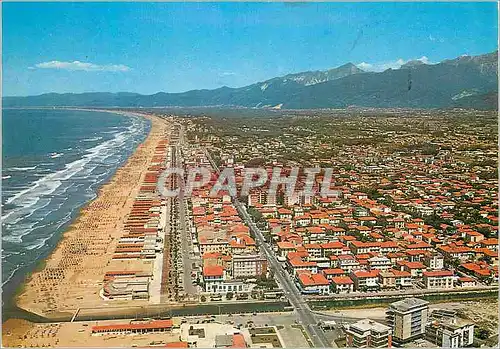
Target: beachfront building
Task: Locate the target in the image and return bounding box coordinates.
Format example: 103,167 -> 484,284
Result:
378,270 -> 412,289
386,298 -> 429,344
91,319 -> 173,335
345,319 -> 392,348
102,271 -> 152,300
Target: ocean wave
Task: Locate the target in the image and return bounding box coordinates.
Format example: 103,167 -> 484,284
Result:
3,196 -> 53,227
50,152 -> 64,159
2,209 -> 59,244
2,118 -> 146,223
2,176 -> 12,180
1,113 -> 150,288
82,136 -> 103,142
6,166 -> 37,171
1,265 -> 21,287
25,212 -> 71,251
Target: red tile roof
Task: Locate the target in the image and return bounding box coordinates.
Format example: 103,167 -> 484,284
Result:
404,262 -> 426,269
203,265 -> 224,277
352,270 -> 380,278
320,242 -> 345,249
165,342 -> 189,348
298,273 -> 329,286
423,270 -> 454,277
92,320 -> 173,332
322,268 -> 345,276
331,276 -> 354,285
231,333 -> 247,348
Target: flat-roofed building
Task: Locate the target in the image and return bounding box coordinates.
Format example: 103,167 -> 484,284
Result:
92,319 -> 173,335
378,269 -> 412,289
102,271 -> 152,300
232,254 -> 268,278
368,256 -> 392,271
423,253 -> 444,270
345,319 -> 392,348
426,319 -> 474,348
386,297 -> 429,344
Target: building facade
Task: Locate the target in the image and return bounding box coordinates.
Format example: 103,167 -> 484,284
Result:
426,320 -> 474,348
231,254 -> 268,278
345,319 -> 392,348
386,298 -> 429,344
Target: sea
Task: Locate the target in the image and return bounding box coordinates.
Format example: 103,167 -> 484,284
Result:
1,108 -> 151,310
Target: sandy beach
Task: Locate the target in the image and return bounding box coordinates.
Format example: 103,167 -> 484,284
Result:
2,318 -> 181,348
14,112 -> 170,318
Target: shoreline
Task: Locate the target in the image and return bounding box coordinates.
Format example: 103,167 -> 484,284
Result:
2,109 -> 150,319
2,109 -> 151,319
7,110 -> 168,319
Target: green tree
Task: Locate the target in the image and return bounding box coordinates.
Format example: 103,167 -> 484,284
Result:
475,328 -> 491,340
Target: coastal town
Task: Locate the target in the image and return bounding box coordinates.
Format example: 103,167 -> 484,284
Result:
2,108 -> 498,348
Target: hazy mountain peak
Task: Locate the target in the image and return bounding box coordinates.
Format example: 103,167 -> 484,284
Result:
270,62 -> 364,87
400,60 -> 426,68
3,50 -> 498,110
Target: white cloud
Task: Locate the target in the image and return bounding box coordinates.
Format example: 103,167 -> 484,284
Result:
429,34 -> 445,43
30,60 -> 131,72
356,56 -> 432,72
220,71 -> 237,76
356,62 -> 373,70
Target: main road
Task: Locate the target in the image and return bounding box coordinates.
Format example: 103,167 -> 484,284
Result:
203,149 -> 335,348
157,122 -> 197,297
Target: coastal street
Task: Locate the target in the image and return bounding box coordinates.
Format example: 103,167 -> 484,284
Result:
158,121 -> 197,298
203,149 -> 334,348
174,125 -> 197,297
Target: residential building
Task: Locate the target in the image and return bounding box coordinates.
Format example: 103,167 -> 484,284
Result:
232,254 -> 268,278
345,319 -> 392,348
378,270 -> 412,289
330,276 -> 354,294
426,319 -> 474,348
424,253 -> 444,270
386,298 -> 429,344
368,256 -> 392,271
297,272 -> 330,295
350,270 -> 380,291
423,270 -> 455,289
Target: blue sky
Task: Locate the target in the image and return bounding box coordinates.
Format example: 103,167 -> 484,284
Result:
3,2 -> 498,96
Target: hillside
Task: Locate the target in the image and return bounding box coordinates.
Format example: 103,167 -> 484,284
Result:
4,51 -> 497,110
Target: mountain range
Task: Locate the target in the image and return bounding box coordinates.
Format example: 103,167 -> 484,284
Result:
4,51 -> 498,110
